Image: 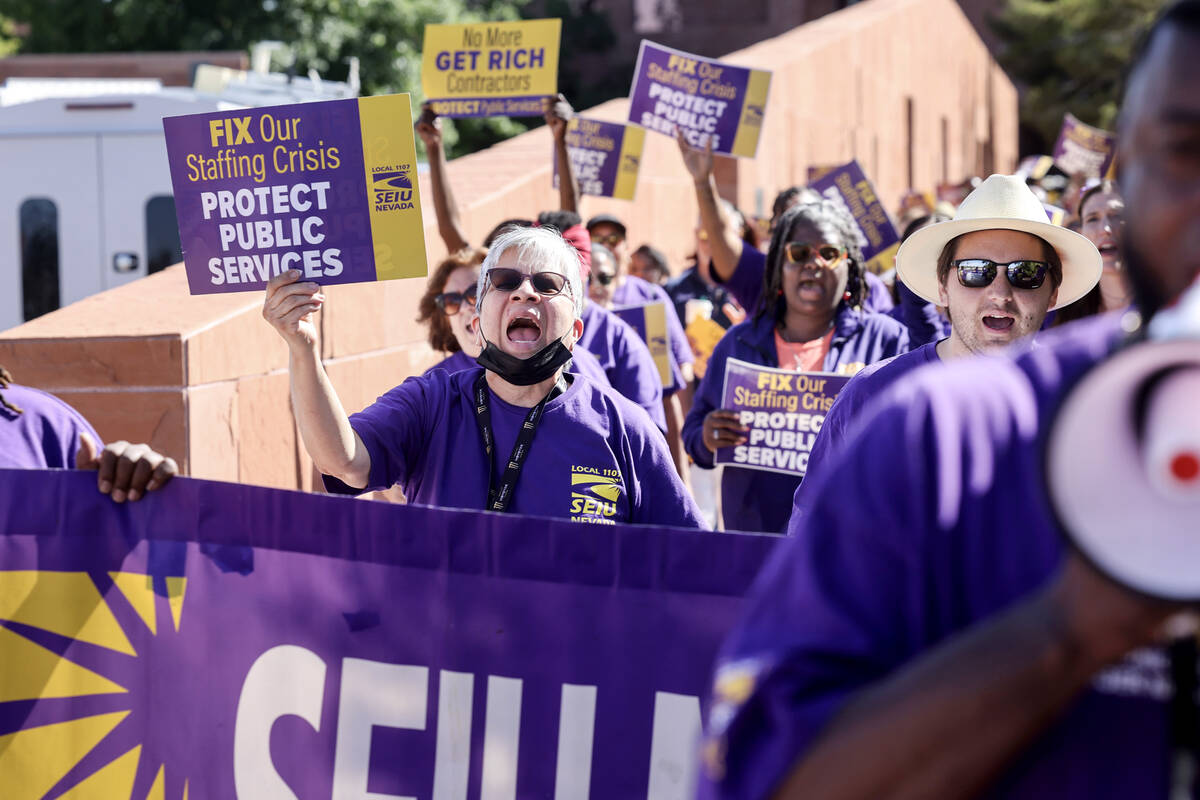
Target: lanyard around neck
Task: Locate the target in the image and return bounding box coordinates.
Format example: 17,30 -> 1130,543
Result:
471,372 -> 567,513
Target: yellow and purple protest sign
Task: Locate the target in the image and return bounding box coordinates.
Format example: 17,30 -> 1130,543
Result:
163,94 -> 427,295
808,160 -> 901,273
553,117 -> 646,201
1053,112 -> 1117,179
627,41 -> 771,158
716,358 -> 850,476
421,19 -> 561,118
613,300 -> 679,390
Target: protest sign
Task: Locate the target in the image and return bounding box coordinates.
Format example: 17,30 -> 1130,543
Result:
613,300 -> 676,389
553,117 -> 646,201
627,41 -> 771,158
0,469 -> 777,798
422,19 -> 561,118
1053,113 -> 1117,179
163,94 -> 427,295
715,358 -> 850,476
807,165 -> 838,183
808,160 -> 901,273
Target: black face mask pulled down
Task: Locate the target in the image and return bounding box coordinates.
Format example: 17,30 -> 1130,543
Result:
476,332 -> 574,386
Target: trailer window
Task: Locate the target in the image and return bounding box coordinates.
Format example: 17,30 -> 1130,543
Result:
146,195 -> 182,274
19,198 -> 61,322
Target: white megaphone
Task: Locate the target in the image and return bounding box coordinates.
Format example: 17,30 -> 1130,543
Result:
1046,277 -> 1200,600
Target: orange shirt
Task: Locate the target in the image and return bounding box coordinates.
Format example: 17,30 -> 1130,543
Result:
774,327 -> 833,372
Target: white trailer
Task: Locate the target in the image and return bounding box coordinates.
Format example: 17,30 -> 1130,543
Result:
0,67 -> 357,332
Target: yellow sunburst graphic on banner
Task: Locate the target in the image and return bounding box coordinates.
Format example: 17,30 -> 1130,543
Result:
0,569 -> 189,799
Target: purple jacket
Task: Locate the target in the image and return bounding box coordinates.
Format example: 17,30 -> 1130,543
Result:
697,313 -> 1153,800
682,307 -> 909,533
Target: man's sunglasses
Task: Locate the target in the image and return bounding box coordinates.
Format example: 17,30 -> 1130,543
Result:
593,270 -> 617,287
486,267 -> 569,296
784,242 -> 845,265
592,232 -> 624,248
434,285 -> 477,315
954,259 -> 1049,291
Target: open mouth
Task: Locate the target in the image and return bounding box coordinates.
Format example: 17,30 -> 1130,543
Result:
506,315 -> 542,343
1098,244 -> 1120,261
796,278 -> 824,299
982,315 -> 1014,332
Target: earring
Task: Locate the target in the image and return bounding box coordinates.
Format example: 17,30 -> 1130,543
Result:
843,290 -> 852,301
777,288 -> 783,296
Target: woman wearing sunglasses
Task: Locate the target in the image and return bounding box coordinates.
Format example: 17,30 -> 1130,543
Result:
416,248 -> 487,374
418,247 -> 611,386
682,198 -> 910,533
263,226 -> 705,528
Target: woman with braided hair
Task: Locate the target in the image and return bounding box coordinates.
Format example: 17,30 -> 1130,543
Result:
681,198 -> 910,533
1,362 -> 178,501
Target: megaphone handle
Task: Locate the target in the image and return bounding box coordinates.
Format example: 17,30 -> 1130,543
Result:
1169,636 -> 1199,799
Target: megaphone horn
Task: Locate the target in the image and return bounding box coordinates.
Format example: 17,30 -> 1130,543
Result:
1047,278 -> 1200,601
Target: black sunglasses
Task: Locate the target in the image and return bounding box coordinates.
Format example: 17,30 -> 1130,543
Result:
954,259 -> 1050,291
434,284 -> 478,315
784,242 -> 846,265
593,270 -> 617,287
486,267 -> 568,296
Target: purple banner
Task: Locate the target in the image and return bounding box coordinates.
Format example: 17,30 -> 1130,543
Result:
1053,112 -> 1116,179
0,469 -> 775,798
627,41 -> 771,159
163,95 -> 427,295
715,358 -> 850,476
808,160 -> 901,273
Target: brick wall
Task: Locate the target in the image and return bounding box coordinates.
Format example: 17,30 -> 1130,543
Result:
0,0 -> 1016,490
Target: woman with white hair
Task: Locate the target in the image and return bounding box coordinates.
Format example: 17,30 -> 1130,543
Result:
263,226 -> 705,527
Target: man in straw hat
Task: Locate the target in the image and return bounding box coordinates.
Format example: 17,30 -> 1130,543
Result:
796,173 -> 1103,483
696,1 -> 1200,797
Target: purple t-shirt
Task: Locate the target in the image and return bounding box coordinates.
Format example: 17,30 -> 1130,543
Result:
698,313 -> 1160,799
326,367 -> 705,528
613,274 -> 696,374
425,346 -> 612,389
0,383 -> 101,469
579,302 -> 667,431
795,339 -> 942,511
718,242 -> 894,315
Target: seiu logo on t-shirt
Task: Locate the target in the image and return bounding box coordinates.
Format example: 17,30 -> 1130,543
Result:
569,466 -> 623,524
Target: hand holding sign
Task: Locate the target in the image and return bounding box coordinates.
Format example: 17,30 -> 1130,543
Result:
703,409 -> 749,453
414,102 -> 443,150
675,125 -> 714,184
543,93 -> 573,141
262,270 -> 324,351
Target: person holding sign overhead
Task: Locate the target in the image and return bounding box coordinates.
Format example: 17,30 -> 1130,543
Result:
264,225 -> 703,527
682,198 -> 909,533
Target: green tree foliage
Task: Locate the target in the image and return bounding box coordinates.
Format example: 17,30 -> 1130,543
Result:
0,0 -> 536,157
990,0 -> 1168,150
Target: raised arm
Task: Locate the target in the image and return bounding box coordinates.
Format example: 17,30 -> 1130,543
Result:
676,127 -> 742,282
415,103 -> 470,254
262,270 -> 370,488
545,93 -> 579,213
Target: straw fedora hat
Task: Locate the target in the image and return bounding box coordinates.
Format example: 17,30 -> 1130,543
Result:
896,174 -> 1102,312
